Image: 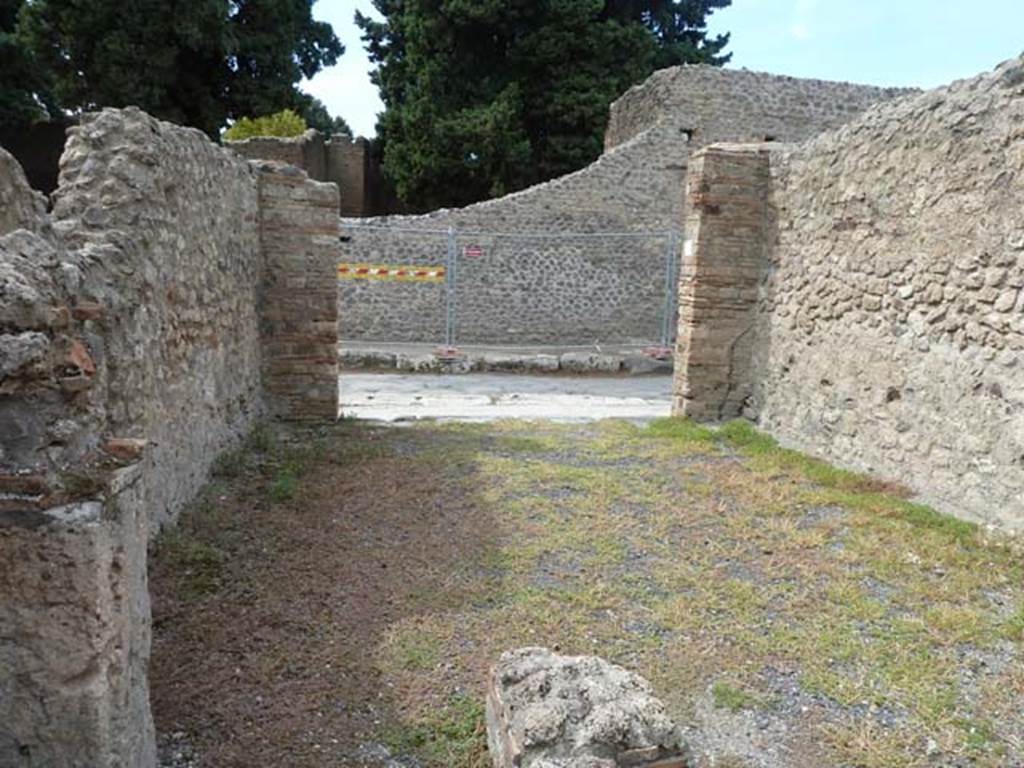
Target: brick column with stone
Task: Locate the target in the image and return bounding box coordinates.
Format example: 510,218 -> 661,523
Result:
257,163 -> 340,421
672,144 -> 771,422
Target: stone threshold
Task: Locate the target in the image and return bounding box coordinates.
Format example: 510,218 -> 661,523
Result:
339,341 -> 674,376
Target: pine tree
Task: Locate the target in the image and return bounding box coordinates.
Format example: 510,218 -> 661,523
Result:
17,0 -> 344,136
0,0 -> 56,127
358,0 -> 731,209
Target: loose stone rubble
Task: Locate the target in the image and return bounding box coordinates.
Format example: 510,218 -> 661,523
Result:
486,648 -> 691,768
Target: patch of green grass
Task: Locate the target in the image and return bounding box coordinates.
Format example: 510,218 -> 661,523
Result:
957,718 -> 1004,757
646,417 -> 716,444
924,603 -> 990,646
714,420 -> 979,545
386,694 -> 487,768
269,468 -> 298,501
156,529 -> 225,598
892,500 -> 977,543
494,434 -> 562,453
211,449 -> 246,478
712,680 -> 759,712
1001,606 -> 1024,641
385,631 -> 443,672
717,419 -> 779,453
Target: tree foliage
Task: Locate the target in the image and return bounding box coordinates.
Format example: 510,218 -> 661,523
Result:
0,0 -> 56,127
299,94 -> 354,137
223,108 -> 307,140
13,0 -> 344,136
358,0 -> 731,209
604,0 -> 731,68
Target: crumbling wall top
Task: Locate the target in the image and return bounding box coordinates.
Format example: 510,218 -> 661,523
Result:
604,64 -> 918,150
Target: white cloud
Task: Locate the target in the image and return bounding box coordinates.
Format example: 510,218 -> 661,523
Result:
790,0 -> 817,41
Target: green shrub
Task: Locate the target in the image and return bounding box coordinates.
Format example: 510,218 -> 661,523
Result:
224,109 -> 307,140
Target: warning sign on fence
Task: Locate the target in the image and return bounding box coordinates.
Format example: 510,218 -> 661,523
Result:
463,244 -> 484,258
337,263 -> 446,283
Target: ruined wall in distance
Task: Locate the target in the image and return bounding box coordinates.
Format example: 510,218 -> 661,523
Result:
345,67 -> 910,347
327,138 -> 369,217
227,129 -> 326,181
227,132 -> 396,218
340,120 -> 689,346
605,65 -> 915,151
750,58 -> 1024,530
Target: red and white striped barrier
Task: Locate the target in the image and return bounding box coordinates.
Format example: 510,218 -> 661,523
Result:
337,263 -> 446,283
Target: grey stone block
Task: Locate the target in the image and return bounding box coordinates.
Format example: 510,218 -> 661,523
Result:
486,647 -> 691,768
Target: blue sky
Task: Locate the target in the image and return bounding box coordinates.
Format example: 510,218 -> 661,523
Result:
303,0 -> 1024,138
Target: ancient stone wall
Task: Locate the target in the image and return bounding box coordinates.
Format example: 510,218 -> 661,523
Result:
344,67 -> 907,347
227,128 -> 327,181
605,65 -> 915,150
227,131 -> 391,217
340,120 -> 689,346
0,109 -> 339,767
674,57 -> 1024,531
0,141 -> 155,768
53,109 -> 266,530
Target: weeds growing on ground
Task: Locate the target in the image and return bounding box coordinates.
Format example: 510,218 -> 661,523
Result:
150,417 -> 1023,768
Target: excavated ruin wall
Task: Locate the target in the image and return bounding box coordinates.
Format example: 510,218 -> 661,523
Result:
0,108 -> 264,767
751,58 -> 1024,530
673,58 -> 1024,531
604,64 -> 915,150
53,108 -> 266,531
343,67 -> 910,347
0,109 -> 338,767
340,120 -> 691,346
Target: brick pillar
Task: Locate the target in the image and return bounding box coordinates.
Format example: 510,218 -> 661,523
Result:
672,144 -> 771,422
257,164 -> 340,421
326,139 -> 370,217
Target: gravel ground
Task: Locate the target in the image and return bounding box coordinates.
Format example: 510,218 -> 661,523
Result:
149,419 -> 1024,768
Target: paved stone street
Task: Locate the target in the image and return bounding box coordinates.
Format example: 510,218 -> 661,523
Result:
338,372 -> 672,422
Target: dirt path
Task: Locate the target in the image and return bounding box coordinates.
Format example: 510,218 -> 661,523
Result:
150,419 -> 1024,768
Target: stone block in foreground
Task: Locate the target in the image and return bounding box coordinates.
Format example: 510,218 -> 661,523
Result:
486,647 -> 691,768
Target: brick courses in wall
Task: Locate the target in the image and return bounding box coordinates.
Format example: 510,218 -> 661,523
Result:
672,144 -> 771,421
257,164 -> 340,421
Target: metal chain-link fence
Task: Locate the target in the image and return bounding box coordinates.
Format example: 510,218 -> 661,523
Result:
338,223 -> 680,352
